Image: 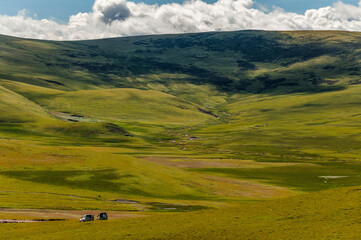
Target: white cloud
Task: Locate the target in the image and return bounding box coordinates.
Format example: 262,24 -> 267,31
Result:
2,0 -> 361,40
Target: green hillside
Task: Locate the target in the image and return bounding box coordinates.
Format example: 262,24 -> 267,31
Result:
0,85 -> 52,123
2,30 -> 361,239
1,31 -> 361,97
33,88 -> 214,125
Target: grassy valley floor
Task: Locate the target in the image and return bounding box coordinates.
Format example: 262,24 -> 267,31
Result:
2,186 -> 361,240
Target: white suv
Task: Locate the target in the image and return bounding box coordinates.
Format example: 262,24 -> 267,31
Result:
79,214 -> 94,222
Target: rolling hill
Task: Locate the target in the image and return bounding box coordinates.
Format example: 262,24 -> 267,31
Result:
1,31 -> 361,96
0,84 -> 52,123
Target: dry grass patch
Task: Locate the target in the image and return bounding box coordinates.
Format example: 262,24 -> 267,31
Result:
200,175 -> 294,199
143,156 -> 312,169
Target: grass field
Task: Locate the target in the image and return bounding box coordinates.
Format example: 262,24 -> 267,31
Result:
2,30 -> 361,239
2,186 -> 361,239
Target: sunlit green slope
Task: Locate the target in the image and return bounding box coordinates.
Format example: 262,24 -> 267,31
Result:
0,84 -> 52,123
35,88 -> 214,125
0,80 -> 214,128
184,83 -> 361,163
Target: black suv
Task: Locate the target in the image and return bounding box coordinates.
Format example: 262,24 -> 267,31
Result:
97,212 -> 108,220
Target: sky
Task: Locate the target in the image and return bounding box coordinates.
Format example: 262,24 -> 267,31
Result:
1,0 -> 361,40
0,0 -> 359,21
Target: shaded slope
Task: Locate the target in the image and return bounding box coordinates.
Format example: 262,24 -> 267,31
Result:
1,30 -> 361,97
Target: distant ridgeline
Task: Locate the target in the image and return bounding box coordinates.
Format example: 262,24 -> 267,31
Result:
0,30 -> 360,94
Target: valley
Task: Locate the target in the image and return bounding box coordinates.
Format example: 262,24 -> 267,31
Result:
1,30 -> 361,239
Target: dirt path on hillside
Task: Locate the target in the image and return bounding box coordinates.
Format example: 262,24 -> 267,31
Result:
0,219 -> 41,223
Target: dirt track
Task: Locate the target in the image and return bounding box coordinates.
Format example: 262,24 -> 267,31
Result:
0,219 -> 39,223
0,209 -> 146,222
